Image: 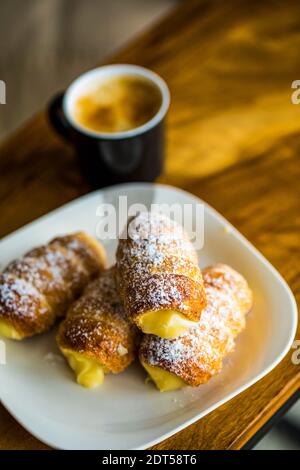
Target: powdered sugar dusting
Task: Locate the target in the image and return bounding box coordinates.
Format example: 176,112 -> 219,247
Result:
58,268 -> 139,372
117,212 -> 204,320
202,264 -> 253,316
0,233 -> 104,335
0,275 -> 45,319
140,265 -> 252,386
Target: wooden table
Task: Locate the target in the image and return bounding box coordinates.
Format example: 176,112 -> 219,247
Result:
0,0 -> 299,450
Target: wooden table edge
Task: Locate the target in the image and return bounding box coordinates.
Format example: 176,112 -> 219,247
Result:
228,372 -> 300,449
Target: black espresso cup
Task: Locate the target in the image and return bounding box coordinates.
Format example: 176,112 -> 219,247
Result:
48,64 -> 170,187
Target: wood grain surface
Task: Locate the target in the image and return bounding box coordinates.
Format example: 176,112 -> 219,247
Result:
0,0 -> 300,450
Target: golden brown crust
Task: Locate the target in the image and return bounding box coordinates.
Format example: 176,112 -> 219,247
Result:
0,274 -> 53,337
139,264 -> 253,387
202,263 -> 253,317
116,212 -> 206,326
57,268 -> 141,373
0,232 -> 107,338
50,232 -> 107,276
123,273 -> 206,323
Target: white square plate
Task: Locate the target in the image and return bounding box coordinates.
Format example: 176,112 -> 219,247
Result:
0,183 -> 297,449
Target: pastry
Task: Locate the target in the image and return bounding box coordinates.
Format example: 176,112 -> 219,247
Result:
57,267 -> 140,388
0,232 -> 107,339
116,212 -> 206,338
139,264 -> 253,391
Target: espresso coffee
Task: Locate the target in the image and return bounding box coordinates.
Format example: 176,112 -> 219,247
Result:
73,75 -> 162,134
48,64 -> 170,187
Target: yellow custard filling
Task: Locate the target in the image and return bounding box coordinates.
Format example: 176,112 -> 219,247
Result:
143,363 -> 186,392
0,319 -> 23,340
62,349 -> 106,388
138,309 -> 196,339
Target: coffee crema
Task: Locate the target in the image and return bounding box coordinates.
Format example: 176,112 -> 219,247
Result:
73,75 -> 162,134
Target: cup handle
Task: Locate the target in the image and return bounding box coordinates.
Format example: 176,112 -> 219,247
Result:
48,91 -> 71,141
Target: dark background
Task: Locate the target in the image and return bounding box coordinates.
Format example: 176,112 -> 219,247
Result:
0,0 -> 177,141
